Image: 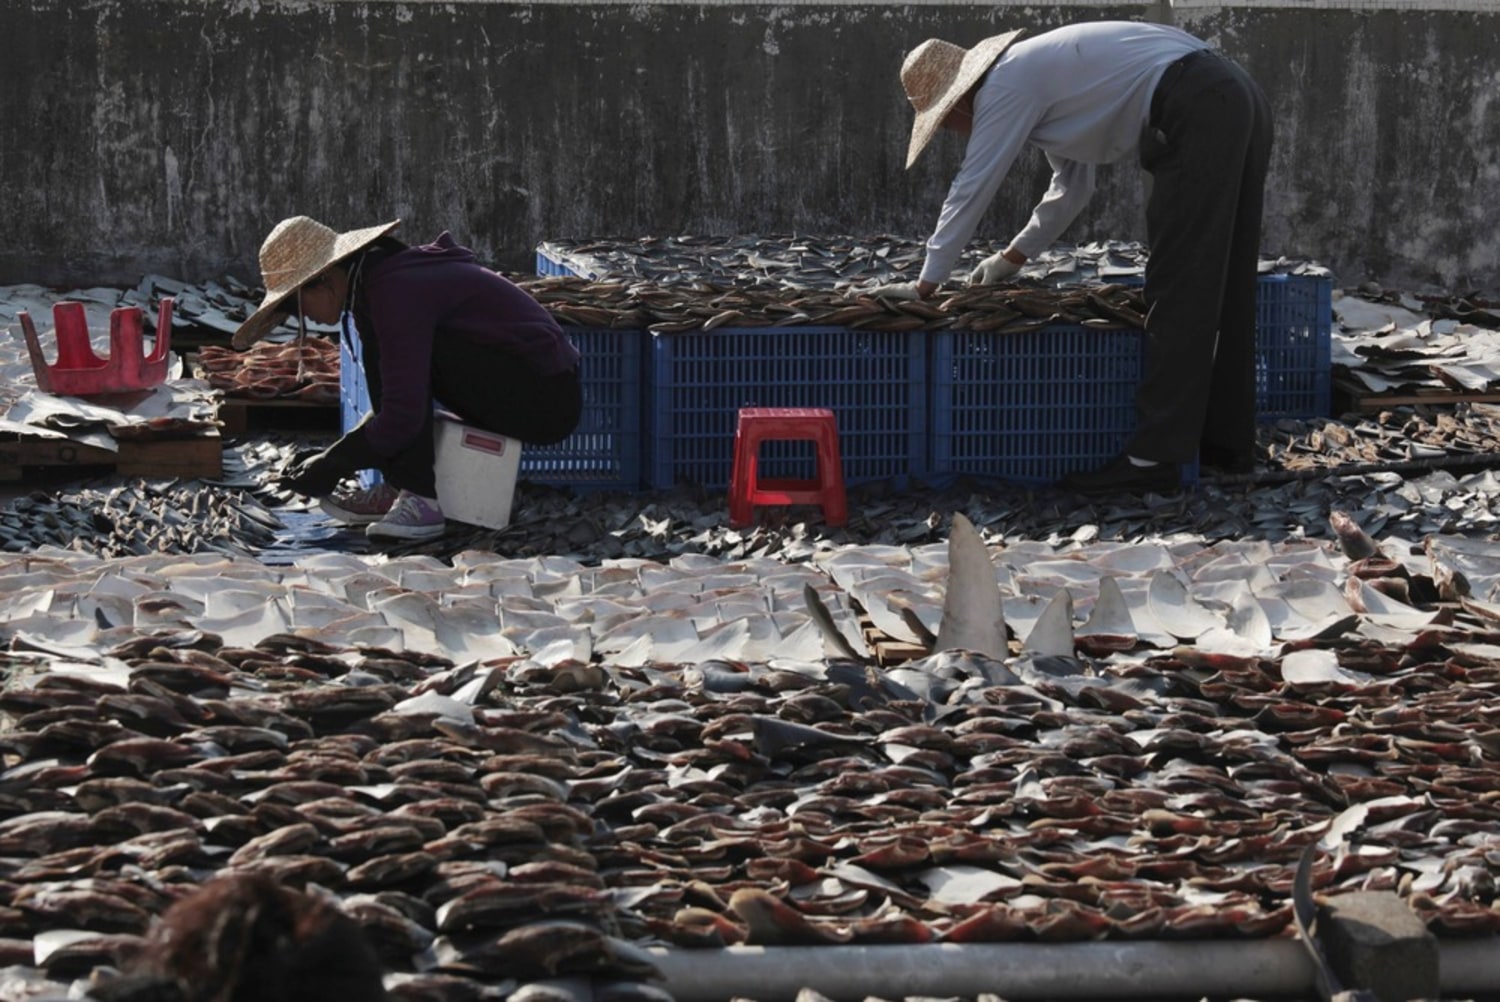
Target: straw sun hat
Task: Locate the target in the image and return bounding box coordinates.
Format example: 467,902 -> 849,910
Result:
902,29 -> 1026,169
232,215 -> 401,350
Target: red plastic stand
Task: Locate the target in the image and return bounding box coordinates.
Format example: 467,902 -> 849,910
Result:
19,298 -> 175,396
728,407 -> 848,528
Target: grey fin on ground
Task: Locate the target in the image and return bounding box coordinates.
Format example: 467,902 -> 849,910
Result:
1022,588 -> 1075,658
802,582 -> 866,662
933,512 -> 1008,660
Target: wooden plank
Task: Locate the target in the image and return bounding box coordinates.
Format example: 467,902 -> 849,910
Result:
217,397 -> 340,434
858,613 -> 929,667
191,361 -> 340,434
1334,378 -> 1500,411
872,638 -> 930,667
0,431 -> 222,481
117,433 -> 223,479
0,438 -> 120,470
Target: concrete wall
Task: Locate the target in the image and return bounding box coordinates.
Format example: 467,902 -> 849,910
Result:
2,0 -> 1498,293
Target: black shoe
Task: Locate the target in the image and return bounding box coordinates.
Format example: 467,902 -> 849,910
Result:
1199,443 -> 1255,475
1059,454 -> 1180,494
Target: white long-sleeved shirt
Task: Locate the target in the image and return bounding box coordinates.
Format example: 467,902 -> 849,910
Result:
919,21 -> 1208,284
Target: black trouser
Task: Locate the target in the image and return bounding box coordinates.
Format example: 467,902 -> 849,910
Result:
1129,49 -> 1274,464
360,332 -> 582,498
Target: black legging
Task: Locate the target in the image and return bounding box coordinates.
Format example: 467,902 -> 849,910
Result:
1129,49 -> 1274,464
359,331 -> 582,498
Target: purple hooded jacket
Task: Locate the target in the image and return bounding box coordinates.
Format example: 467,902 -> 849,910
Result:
350,232 -> 578,457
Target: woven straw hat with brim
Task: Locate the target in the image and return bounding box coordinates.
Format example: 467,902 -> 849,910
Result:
902,29 -> 1027,169
231,215 -> 401,350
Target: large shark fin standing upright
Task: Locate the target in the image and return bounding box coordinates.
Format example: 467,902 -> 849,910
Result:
933,512 -> 1008,660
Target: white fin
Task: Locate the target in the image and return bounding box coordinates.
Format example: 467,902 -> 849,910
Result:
1078,575 -> 1136,643
1146,570 -> 1223,640
1022,588 -> 1075,657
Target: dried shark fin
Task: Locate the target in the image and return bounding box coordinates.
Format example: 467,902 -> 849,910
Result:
1076,575 -> 1137,653
933,511 -> 1007,660
898,601 -> 938,650
1330,510 -> 1381,561
801,583 -> 866,662
1022,588 -> 1074,658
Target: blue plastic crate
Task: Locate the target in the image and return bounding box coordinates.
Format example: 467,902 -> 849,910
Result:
535,246 -> 594,279
339,326 -> 644,493
650,327 -> 927,490
338,331 -> 365,439
1256,273 -> 1332,420
930,274 -> 1332,486
930,325 -> 1150,486
535,250 -> 576,277
338,329 -> 383,489
524,327 -> 644,492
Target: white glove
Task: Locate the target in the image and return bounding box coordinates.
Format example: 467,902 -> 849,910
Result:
867,281 -> 921,301
969,252 -> 1022,286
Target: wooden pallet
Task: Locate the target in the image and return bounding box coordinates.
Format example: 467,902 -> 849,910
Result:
1334,378 -> 1500,412
217,397 -> 340,434
859,614 -> 929,667
189,358 -> 341,434
0,431 -> 223,482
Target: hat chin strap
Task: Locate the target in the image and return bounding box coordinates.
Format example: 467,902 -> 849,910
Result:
344,251 -> 368,315
334,253 -> 370,360
294,288 -> 309,383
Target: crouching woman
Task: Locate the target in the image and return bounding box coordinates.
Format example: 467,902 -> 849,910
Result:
233,215 -> 581,541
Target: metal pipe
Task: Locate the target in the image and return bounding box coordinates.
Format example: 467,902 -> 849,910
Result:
1441,941 -> 1500,996
647,938 -> 1500,1001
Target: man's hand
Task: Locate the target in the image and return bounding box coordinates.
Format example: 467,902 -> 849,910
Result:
867,281 -> 922,301
969,250 -> 1025,286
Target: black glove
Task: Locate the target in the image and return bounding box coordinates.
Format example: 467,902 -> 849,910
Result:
279,450 -> 346,497
277,429 -> 381,497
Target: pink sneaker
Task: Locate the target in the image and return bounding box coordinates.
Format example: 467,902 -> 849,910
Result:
366,491 -> 446,541
318,482 -> 399,525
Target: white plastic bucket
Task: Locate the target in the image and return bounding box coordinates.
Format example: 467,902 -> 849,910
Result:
433,417 -> 520,531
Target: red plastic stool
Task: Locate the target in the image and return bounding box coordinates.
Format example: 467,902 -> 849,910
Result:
728,407 -> 847,528
19,298 -> 175,396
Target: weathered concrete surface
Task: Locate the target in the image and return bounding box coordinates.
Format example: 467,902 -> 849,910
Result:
2,1 -> 1498,293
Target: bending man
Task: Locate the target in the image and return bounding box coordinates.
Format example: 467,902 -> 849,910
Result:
881,20 -> 1273,491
